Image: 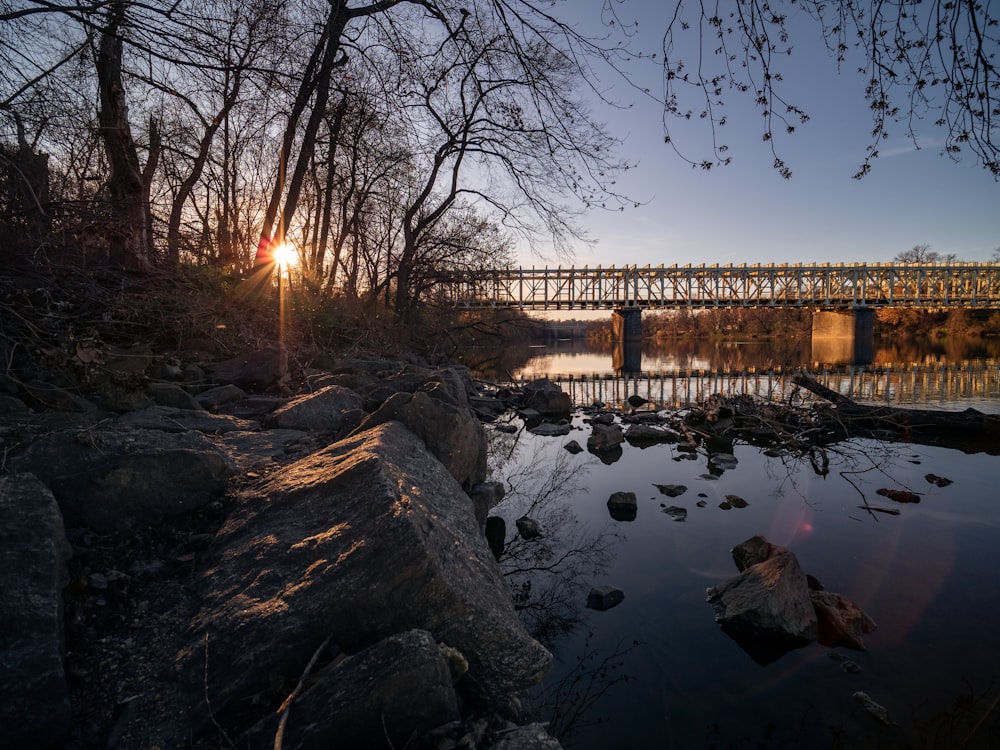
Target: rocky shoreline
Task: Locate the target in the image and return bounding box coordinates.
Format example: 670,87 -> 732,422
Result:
0,346 -> 564,750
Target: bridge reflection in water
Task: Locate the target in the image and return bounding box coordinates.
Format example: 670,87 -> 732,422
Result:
520,360 -> 1000,411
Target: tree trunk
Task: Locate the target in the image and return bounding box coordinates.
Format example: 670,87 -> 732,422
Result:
97,4 -> 153,271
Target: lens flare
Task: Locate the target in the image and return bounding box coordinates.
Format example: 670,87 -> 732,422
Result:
272,242 -> 298,268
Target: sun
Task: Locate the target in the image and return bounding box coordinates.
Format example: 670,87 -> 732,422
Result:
272,242 -> 298,268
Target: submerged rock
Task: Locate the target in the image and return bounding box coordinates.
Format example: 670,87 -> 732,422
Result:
587,586 -> 625,611
607,491 -> 637,522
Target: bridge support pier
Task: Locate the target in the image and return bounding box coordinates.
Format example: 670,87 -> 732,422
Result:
612,307 -> 642,342
612,307 -> 642,373
811,308 -> 874,365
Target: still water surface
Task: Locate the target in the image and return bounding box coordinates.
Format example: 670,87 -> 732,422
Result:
475,338 -> 1000,749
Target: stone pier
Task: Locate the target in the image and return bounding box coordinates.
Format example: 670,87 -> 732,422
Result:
811,308 -> 874,365
611,307 -> 642,342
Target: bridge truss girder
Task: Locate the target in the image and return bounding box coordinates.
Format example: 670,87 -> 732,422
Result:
438,263 -> 1000,310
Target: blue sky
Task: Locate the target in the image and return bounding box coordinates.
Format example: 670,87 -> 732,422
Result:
519,1 -> 999,268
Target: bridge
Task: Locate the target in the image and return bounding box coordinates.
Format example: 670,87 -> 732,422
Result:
436,262 -> 1000,365
436,262 -> 1000,310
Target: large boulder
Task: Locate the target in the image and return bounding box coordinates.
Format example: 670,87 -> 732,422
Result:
355,390 -> 487,488
7,426 -> 233,532
0,473 -> 73,749
205,345 -> 287,390
241,629 -> 460,749
706,548 -> 818,644
521,379 -> 571,415
164,422 -> 550,743
265,384 -> 364,433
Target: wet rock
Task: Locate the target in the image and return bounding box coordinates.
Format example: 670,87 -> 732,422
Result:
588,423 -> 624,454
708,452 -> 738,471
654,483 -> 687,498
485,517 -> 506,562
607,491 -> 637,522
521,378 -> 571,415
853,691 -> 896,725
925,473 -> 953,487
587,586 -> 625,611
706,549 -> 818,644
587,412 -> 615,425
470,481 -> 506,527
876,487 -> 921,503
563,439 -> 583,454
0,473 -> 73,749
731,535 -> 777,572
662,506 -> 687,522
811,590 -> 877,650
625,423 -> 678,446
725,494 -> 749,509
516,516 -> 542,540
627,394 -> 648,408
529,421 -> 572,437
488,722 -> 564,749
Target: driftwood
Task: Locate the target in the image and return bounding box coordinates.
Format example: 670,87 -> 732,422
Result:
791,372 -> 1000,440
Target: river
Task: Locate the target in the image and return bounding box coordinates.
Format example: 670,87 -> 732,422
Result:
463,336 -> 1000,749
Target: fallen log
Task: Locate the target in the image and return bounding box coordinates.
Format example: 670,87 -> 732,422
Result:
791,372 -> 1000,438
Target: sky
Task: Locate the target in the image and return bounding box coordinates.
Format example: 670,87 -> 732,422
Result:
518,1 -> 999,269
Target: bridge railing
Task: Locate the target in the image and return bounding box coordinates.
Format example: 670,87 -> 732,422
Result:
434,262 -> 1000,309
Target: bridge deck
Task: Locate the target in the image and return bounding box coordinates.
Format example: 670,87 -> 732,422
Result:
435,263 -> 1000,309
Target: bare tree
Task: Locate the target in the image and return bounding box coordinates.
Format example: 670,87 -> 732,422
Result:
893,244 -> 958,263
657,0 -> 999,178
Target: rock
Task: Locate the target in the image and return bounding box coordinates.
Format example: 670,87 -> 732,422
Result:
708,452 -> 738,470
8,427 -> 233,532
853,691 -> 897,725
23,379 -> 97,412
586,586 -> 625,612
563,439 -> 583,454
811,590 -> 877,650
725,494 -> 749,509
167,422 -> 550,742
529,421 -> 572,437
0,393 -> 28,413
516,516 -> 542,540
654,483 -> 687,498
206,345 -> 287,390
485,517 -> 506,562
267,385 -> 364,432
587,412 -> 615,425
488,722 -> 564,749
625,423 -> 677,446
146,382 -> 204,410
706,549 -> 818,644
470,481 -> 506,527
521,378 -> 571,415
607,491 -> 637,522
731,535 -> 778,572
195,384 -> 247,409
587,423 -> 624,454
0,474 -> 73,749
241,629 -> 460,750
876,487 -> 921,503
925,473 -> 953,487
116,404 -> 257,433
662,505 -> 687,521
355,390 -> 487,488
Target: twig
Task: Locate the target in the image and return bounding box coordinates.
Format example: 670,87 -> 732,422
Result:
273,635 -> 333,750
204,633 -> 237,749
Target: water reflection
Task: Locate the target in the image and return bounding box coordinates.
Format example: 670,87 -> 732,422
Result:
475,343 -> 1000,748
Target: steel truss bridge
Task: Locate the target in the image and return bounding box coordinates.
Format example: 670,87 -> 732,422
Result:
436,263 -> 1000,310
